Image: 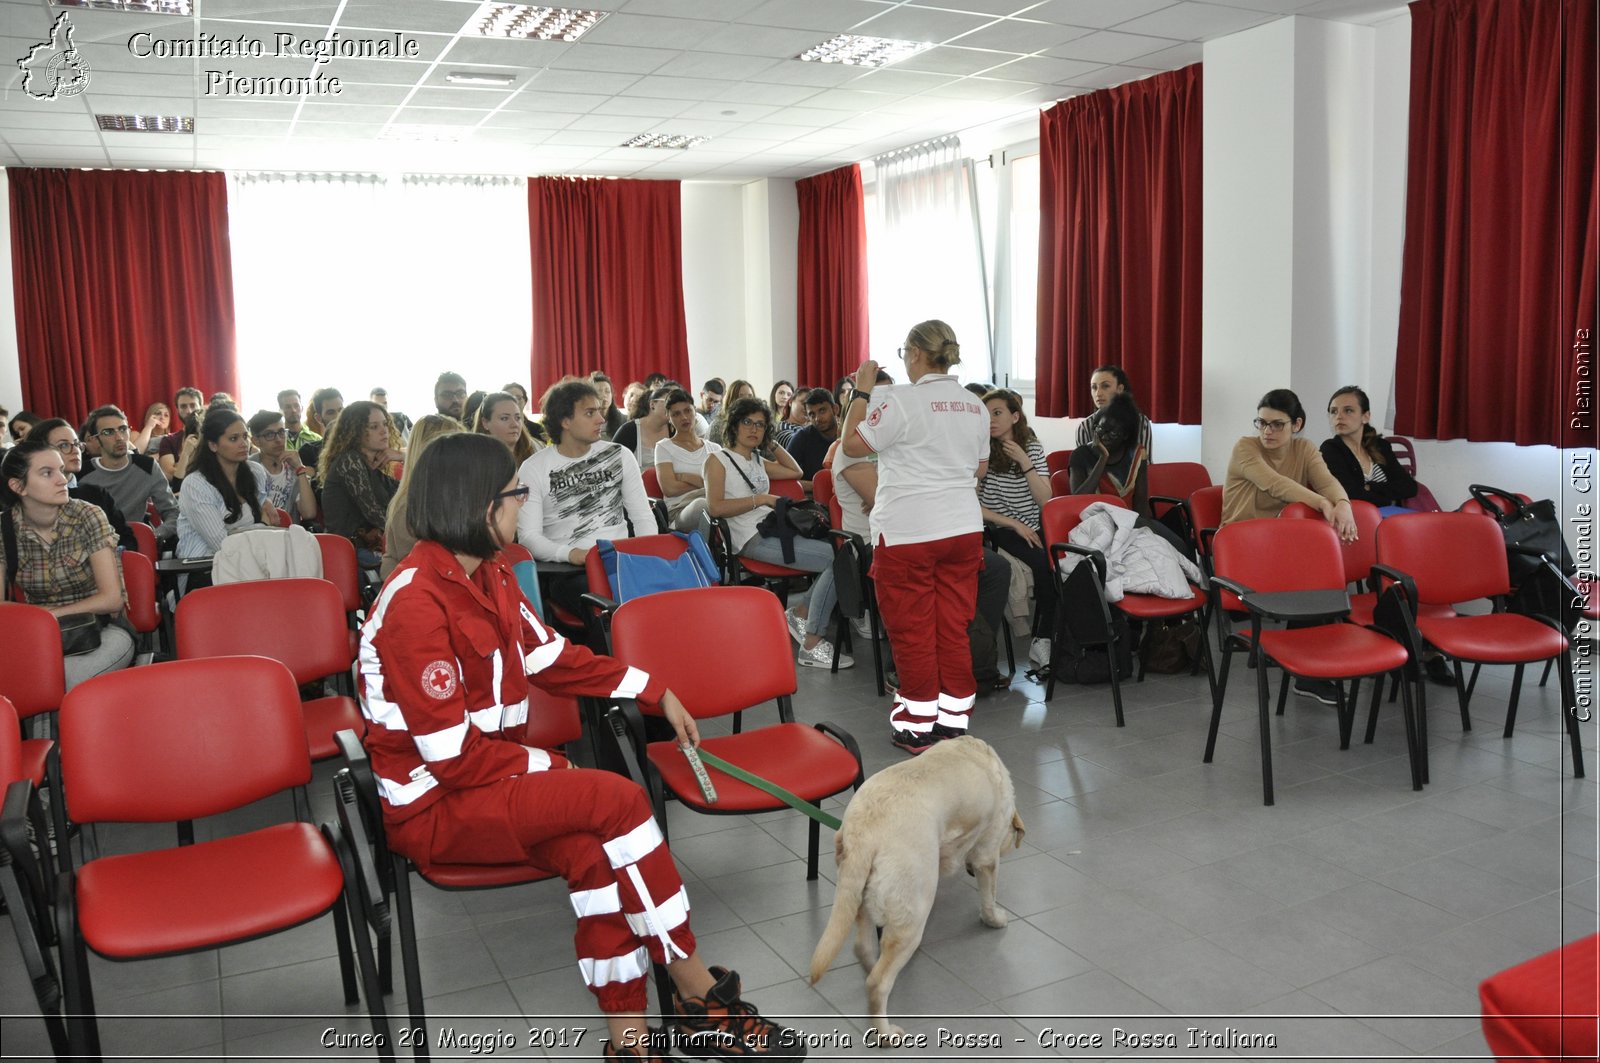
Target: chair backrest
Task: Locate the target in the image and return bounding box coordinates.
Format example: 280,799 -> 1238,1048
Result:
1377,511 -> 1511,604
641,466 -> 664,500
1212,518 -> 1347,612
1045,449 -> 1074,476
771,478 -> 805,501
1187,485 -> 1225,557
145,500 -> 164,528
1049,470 -> 1074,498
1458,490 -> 1533,518
315,532 -> 363,614
0,603 -> 65,722
60,656 -> 309,825
177,577 -> 354,682
0,696 -> 21,787
129,521 -> 158,562
610,586 -> 795,718
498,543 -> 533,566
121,549 -> 160,634
1279,500 -> 1382,587
1386,434 -> 1418,476
1147,461 -> 1212,500
812,469 -> 840,527
584,533 -> 694,598
523,686 -> 583,749
1041,494 -> 1129,565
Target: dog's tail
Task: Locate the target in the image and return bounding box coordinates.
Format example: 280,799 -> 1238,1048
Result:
809,832 -> 872,985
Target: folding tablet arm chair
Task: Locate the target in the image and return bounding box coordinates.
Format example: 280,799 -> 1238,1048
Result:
1146,462 -> 1213,549
605,587 -> 864,881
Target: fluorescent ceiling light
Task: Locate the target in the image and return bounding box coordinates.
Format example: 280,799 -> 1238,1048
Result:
796,34 -> 932,68
55,0 -> 193,13
472,4 -> 606,41
96,114 -> 193,132
445,72 -> 517,86
620,133 -> 708,149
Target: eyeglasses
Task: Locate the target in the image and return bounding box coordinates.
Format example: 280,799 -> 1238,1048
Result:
439,389 -> 468,401
493,484 -> 530,503
256,428 -> 287,441
738,418 -> 768,430
96,424 -> 131,438
1253,418 -> 1292,432
49,440 -> 84,453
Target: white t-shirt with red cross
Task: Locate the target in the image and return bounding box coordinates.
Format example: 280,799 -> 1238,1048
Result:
853,373 -> 989,547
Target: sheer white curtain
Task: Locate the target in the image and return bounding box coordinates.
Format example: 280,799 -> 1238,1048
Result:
227,173 -> 531,421
866,136 -> 992,386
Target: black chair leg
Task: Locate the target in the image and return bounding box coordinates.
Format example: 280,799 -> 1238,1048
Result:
1397,671 -> 1424,791
393,872 -> 431,1062
1452,660 -> 1473,731
330,889 -> 360,1006
1502,662 -> 1526,738
1203,643 -> 1233,763
1416,681 -> 1431,785
1107,637 -> 1127,728
1540,657 -> 1554,687
1275,670 -> 1290,716
1255,647 -> 1275,806
806,818 -> 820,881
330,827 -> 395,1059
1557,651 -> 1586,778
1335,682 -> 1354,750
1363,673 -> 1384,744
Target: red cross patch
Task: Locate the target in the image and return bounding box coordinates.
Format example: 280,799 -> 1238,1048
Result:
866,403 -> 884,427
422,660 -> 458,700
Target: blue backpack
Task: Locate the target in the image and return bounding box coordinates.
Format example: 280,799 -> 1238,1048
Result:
596,531 -> 721,604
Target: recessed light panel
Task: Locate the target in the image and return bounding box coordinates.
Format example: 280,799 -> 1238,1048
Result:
96,114 -> 194,132
55,0 -> 193,14
472,4 -> 606,41
796,34 -> 932,68
620,133 -> 708,149
445,72 -> 517,86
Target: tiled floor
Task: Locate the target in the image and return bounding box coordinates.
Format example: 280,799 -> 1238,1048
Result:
4,643 -> 1596,1061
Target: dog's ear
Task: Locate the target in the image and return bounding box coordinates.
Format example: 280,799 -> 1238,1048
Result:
1009,811 -> 1026,850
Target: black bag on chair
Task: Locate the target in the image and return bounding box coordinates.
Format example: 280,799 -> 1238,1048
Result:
1467,484 -> 1575,583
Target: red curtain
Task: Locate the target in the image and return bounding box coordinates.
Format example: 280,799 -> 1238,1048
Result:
527,177 -> 690,397
1035,65 -> 1202,425
796,164 -> 869,388
1395,0 -> 1595,448
9,168 -> 236,422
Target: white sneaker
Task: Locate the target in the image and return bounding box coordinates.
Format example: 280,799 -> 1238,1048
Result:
852,615 -> 875,641
1029,637 -> 1053,668
785,606 -> 806,645
798,639 -> 853,669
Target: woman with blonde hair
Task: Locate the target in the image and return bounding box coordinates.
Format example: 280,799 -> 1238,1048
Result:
381,414 -> 462,578
473,390 -> 540,467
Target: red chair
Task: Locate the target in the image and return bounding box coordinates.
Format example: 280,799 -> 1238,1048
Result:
128,521 -> 159,562
0,603 -> 64,794
1458,489 -> 1533,518
177,579 -> 365,772
316,532 -> 366,659
1480,934 -> 1599,1063
1207,520 -> 1413,804
1147,462 -> 1213,539
121,549 -> 162,657
1278,501 -> 1388,624
50,656 -> 377,1060
607,587 -> 863,880
1185,485 -> 1226,571
1375,512 -> 1584,777
0,695 -> 68,1060
580,532 -> 702,646
1049,470 -> 1074,498
1041,495 -> 1208,722
771,478 -> 805,501
1386,435 -> 1419,477
1045,449 -> 1074,476
639,466 -> 670,531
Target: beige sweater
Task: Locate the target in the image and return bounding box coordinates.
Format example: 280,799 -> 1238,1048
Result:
1220,437 -> 1348,526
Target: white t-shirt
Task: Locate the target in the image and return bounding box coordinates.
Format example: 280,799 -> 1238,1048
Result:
829,445 -> 873,539
853,373 -> 988,547
516,442 -> 657,563
654,436 -> 721,516
712,448 -> 770,552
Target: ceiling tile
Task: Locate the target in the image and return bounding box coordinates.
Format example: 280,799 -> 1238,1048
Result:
1020,0 -> 1180,30
946,17 -> 1095,51
905,0 -> 1055,13
623,0 -> 769,18
199,0 -> 343,20
499,89 -> 610,112
848,67 -> 962,93
194,98 -> 301,118
335,0 -> 479,35
621,75 -> 732,101
295,119 -> 387,137
1113,2 -> 1280,39
1,110 -> 101,131
650,52 -> 781,81
921,74 -> 1034,99
587,95 -> 692,117
481,109 -> 577,130
1044,28 -> 1183,62
76,71 -> 196,97
404,86 -> 517,109
438,36 -> 571,67
545,42 -> 678,74
738,0 -> 892,32
1123,40 -> 1204,67
544,128 -> 637,146
799,87 -> 909,112
309,82 -> 413,104
510,69 -> 637,95
583,14 -> 731,50
708,80 -> 821,106
853,6 -> 998,42
694,23 -> 828,58
8,128 -> 105,146
1064,63 -> 1165,89
982,54 -> 1103,83
294,101 -> 399,122
892,45 -> 1023,76
675,99 -> 781,121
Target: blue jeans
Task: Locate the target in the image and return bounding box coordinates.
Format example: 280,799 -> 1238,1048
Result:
739,534 -> 834,636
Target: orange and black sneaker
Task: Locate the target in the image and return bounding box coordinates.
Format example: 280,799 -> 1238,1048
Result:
671,967 -> 807,1059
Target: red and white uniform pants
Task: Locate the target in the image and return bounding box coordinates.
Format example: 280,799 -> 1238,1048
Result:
871,531 -> 982,735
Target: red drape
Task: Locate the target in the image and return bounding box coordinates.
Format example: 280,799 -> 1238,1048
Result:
1395,0 -> 1595,448
9,168 -> 236,421
526,177 -> 690,398
796,164 -> 869,388
1035,65 -> 1203,424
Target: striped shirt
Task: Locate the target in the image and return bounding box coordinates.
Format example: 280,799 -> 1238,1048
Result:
978,438 -> 1047,530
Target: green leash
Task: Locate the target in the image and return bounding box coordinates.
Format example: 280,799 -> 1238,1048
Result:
690,747 -> 843,831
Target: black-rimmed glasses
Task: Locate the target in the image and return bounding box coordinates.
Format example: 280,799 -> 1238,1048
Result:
96,424 -> 131,438
493,485 -> 531,503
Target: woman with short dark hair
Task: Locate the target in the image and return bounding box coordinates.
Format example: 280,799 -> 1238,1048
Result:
1221,387 -> 1355,539
364,432 -> 803,1061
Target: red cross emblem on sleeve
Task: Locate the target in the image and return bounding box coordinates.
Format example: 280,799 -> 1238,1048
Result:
422,660 -> 458,700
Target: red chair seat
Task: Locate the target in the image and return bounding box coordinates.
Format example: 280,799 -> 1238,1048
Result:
1480,933 -> 1598,1061
739,558 -> 808,580
20,737 -> 50,787
420,862 -> 554,890
77,822 -> 343,958
1258,625 -> 1408,679
1115,588 -> 1206,619
646,723 -> 858,814
1417,614 -> 1568,663
303,696 -> 365,761
1347,593 -> 1455,628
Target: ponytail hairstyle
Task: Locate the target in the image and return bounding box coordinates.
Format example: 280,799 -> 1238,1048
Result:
1256,388 -> 1307,433
905,319 -> 961,370
189,407 -> 262,526
1328,386 -> 1384,464
980,388 -> 1037,476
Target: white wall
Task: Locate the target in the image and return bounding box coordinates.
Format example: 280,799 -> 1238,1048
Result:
0,168 -> 20,420
680,182 -> 747,390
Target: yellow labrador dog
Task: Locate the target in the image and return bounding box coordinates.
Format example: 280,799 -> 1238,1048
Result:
809,736 -> 1025,1044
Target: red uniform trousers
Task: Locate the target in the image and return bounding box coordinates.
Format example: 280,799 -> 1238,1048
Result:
871,531 -> 982,734
387,766 -> 695,1014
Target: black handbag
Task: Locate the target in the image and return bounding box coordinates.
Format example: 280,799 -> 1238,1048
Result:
1467,484 -> 1575,584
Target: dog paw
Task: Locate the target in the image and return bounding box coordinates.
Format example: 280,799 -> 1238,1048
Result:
980,908 -> 1009,928
874,1023 -> 909,1048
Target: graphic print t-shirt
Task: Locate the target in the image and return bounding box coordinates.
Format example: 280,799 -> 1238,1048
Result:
516,443 -> 655,563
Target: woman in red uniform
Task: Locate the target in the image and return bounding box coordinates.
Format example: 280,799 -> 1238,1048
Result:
840,319 -> 990,753
360,433 -> 803,1062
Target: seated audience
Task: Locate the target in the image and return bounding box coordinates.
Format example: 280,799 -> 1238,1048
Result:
156,390 -> 205,483
654,388 -> 721,533
1075,365 -> 1154,461
707,379 -> 756,444
177,408 -> 276,565
363,431 -> 804,1061
370,386 -> 412,439
773,391 -> 809,448
518,378 -> 657,616
319,401 -> 401,567
474,390 -> 540,466
247,410 -> 317,525
462,390 -> 489,435
434,371 -> 469,422
0,406 -> 9,449
698,378 -> 725,417
131,401 -> 170,456
279,388 -> 320,451
978,388 -> 1055,672
1221,387 -> 1355,536
299,387 -> 344,472
502,381 -> 547,443
78,404 -> 180,536
9,410 -> 42,444
590,371 -> 628,441
1068,393 -> 1152,514
33,418 -> 135,551
704,397 -> 847,668
768,381 -> 794,419
1320,385 -> 1418,510
381,414 -> 462,579
1,439 -> 136,688
612,385 -> 674,469
787,387 -> 840,482
620,380 -> 646,416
